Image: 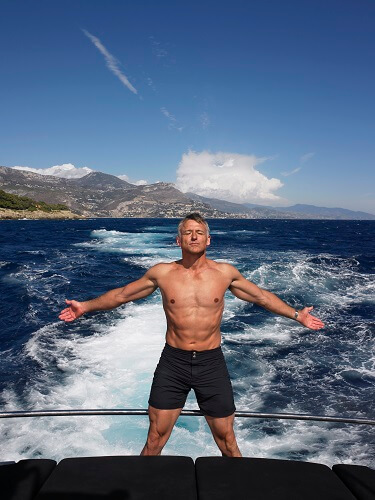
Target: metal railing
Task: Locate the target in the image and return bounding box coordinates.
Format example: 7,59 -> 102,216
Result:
1,409 -> 374,426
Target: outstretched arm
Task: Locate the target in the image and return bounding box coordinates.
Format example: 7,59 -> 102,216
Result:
228,268 -> 324,330
59,269 -> 158,322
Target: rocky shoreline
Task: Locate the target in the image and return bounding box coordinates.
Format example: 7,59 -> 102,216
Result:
0,208 -> 83,220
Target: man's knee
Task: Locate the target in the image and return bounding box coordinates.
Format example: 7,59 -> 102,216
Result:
213,423 -> 235,442
145,434 -> 161,451
217,426 -> 241,456
147,424 -> 167,444
223,429 -> 237,448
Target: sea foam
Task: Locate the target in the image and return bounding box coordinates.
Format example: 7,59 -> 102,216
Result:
1,221 -> 373,466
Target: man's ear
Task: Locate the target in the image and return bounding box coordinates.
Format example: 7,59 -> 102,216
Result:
176,236 -> 181,247
206,235 -> 211,247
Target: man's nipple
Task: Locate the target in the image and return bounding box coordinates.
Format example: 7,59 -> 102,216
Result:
170,299 -> 175,304
214,298 -> 219,303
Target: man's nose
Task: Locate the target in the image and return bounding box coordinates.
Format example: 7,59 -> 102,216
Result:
191,232 -> 198,240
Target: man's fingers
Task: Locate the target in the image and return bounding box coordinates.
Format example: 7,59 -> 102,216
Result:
59,299 -> 82,321
60,317 -> 74,322
59,315 -> 73,321
59,307 -> 77,322
59,308 -> 72,316
59,312 -> 73,319
303,311 -> 325,330
313,324 -> 324,329
310,315 -> 323,322
310,319 -> 325,330
311,318 -> 324,325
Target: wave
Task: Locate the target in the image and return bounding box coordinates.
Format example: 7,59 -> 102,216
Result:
75,229 -> 181,266
1,220 -> 374,466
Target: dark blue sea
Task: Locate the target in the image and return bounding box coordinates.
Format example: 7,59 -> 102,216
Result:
0,218 -> 374,466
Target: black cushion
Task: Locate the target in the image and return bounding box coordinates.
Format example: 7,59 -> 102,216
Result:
333,464 -> 375,500
35,455 -> 197,500
0,459 -> 56,500
195,457 -> 357,500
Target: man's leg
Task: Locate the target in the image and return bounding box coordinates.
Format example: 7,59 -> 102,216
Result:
141,405 -> 182,456
205,413 -> 242,457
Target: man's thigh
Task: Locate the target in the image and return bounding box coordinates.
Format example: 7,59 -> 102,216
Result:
147,405 -> 182,436
204,412 -> 236,439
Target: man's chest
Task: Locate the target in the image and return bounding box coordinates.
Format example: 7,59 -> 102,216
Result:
158,270 -> 230,307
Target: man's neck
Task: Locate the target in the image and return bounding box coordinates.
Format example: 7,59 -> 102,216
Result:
179,252 -> 208,270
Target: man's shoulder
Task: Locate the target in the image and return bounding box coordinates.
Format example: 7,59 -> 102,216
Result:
146,261 -> 177,278
209,260 -> 241,277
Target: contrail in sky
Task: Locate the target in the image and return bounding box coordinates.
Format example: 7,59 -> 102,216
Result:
160,107 -> 176,122
281,167 -> 301,177
82,29 -> 137,95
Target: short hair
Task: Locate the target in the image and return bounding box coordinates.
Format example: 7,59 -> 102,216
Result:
177,213 -> 210,237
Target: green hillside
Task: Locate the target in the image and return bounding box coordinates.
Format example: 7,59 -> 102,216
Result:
0,189 -> 68,212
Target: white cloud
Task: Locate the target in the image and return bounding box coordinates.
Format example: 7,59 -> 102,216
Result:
300,152 -> 315,163
176,151 -> 284,203
117,174 -> 148,185
281,167 -> 301,177
12,164 -> 148,185
12,163 -> 92,179
82,29 -> 137,95
117,174 -> 130,182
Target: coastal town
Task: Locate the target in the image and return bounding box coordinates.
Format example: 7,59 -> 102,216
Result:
1,166 -> 373,220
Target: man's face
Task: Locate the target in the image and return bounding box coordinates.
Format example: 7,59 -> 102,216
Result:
177,220 -> 211,254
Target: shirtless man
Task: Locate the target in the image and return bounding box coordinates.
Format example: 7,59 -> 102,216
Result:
59,213 -> 325,457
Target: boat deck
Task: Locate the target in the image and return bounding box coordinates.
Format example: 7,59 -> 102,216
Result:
2,455 -> 375,499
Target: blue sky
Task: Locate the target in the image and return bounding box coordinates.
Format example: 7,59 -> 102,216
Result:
1,0 -> 374,212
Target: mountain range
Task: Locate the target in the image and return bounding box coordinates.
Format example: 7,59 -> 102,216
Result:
0,166 -> 374,220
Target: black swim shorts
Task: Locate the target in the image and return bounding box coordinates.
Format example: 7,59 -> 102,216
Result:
148,343 -> 236,418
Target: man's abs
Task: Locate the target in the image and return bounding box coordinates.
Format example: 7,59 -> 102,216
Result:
165,323 -> 223,351
155,260 -> 233,350
161,283 -> 226,351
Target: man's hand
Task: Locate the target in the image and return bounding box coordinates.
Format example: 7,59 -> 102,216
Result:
297,306 -> 325,330
58,299 -> 86,322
